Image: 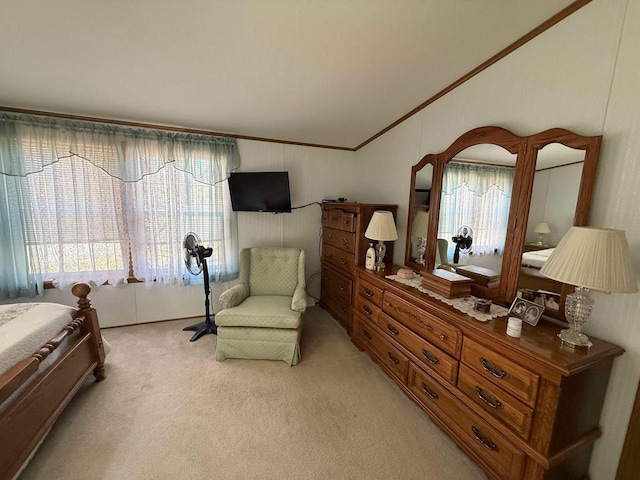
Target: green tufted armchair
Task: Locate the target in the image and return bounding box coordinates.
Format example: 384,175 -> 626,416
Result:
215,247 -> 307,366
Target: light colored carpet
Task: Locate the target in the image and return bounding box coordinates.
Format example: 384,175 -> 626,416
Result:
20,307 -> 485,480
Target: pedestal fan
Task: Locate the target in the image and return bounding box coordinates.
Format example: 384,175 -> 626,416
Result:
182,232 -> 217,342
451,225 -> 473,264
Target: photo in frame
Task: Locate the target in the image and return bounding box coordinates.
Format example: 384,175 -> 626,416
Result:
508,297 -> 544,326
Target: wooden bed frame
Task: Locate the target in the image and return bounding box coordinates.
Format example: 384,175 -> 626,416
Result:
0,283 -> 106,480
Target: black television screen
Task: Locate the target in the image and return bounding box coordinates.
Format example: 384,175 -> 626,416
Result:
228,172 -> 292,213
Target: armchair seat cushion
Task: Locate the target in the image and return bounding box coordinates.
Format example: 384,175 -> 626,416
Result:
215,296 -> 302,329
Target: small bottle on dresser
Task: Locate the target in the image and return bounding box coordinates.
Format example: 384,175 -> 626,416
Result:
365,243 -> 376,270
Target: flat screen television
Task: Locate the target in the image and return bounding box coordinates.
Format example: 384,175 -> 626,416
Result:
228,171 -> 292,213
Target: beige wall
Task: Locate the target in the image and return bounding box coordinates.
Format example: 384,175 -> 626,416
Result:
354,1 -> 638,478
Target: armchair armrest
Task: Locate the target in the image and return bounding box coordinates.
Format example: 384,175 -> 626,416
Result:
291,285 -> 307,313
220,284 -> 249,309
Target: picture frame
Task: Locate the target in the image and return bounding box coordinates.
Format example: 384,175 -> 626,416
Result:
508,297 -> 544,326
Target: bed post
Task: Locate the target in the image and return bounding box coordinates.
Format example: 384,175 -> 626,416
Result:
72,283 -> 106,382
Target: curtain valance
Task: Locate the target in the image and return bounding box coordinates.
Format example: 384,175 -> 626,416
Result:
441,161 -> 515,197
0,112 -> 240,183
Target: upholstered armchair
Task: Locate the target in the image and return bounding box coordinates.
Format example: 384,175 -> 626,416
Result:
215,247 -> 307,366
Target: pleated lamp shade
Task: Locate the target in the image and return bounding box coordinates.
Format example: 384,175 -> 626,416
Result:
411,211 -> 430,238
364,211 -> 398,241
540,227 -> 637,293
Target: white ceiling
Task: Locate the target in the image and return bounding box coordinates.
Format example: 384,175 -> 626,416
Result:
0,0 -> 578,149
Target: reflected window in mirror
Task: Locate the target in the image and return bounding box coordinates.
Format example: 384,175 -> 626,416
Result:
437,158 -> 515,273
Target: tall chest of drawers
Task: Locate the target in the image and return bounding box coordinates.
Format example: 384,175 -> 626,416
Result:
352,265 -> 624,480
319,202 -> 397,333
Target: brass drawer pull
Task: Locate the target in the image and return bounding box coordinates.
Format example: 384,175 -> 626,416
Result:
327,232 -> 333,239
363,306 -> 373,315
364,289 -> 374,297
476,387 -> 502,409
386,324 -> 399,336
439,334 -> 446,341
480,357 -> 507,378
387,352 -> 400,365
471,426 -> 498,451
339,306 -> 347,313
341,238 -> 348,244
363,330 -> 372,340
325,251 -> 332,257
420,382 -> 439,399
421,349 -> 440,364
340,258 -> 348,265
339,284 -> 346,291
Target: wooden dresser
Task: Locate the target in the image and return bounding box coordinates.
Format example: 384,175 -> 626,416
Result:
319,202 -> 397,333
352,265 -> 623,480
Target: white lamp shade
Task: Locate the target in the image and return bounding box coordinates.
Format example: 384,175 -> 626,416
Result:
533,222 -> 551,234
365,211 -> 398,241
411,211 -> 429,238
540,227 -> 638,293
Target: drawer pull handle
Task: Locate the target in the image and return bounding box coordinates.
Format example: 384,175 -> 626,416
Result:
339,285 -> 346,291
340,258 -> 348,265
341,238 -> 348,244
480,358 -> 507,379
476,387 -> 502,409
420,382 -> 439,399
327,233 -> 333,239
363,330 -> 372,340
387,352 -> 400,365
471,426 -> 498,451
326,252 -> 332,257
439,334 -> 446,341
364,289 -> 374,297
339,306 -> 347,313
363,306 -> 373,315
421,349 -> 440,364
386,324 -> 399,336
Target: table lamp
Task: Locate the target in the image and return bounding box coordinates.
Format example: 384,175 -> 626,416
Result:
533,222 -> 551,245
540,227 -> 637,348
364,211 -> 398,271
411,211 -> 430,265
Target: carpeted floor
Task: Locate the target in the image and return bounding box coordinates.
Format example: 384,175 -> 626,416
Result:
20,307 -> 485,480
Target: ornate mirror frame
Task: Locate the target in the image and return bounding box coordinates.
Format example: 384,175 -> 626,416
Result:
406,126 -> 602,317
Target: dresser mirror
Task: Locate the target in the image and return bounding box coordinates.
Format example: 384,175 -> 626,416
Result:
435,144 -> 517,278
406,126 -> 601,317
405,160 -> 434,271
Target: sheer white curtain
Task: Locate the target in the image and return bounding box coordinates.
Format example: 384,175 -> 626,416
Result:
0,113 -> 240,295
438,162 -> 515,257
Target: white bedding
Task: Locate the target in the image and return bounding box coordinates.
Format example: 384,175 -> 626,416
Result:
0,302 -> 77,377
521,248 -> 554,269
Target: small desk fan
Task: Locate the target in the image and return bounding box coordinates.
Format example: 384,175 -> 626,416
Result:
182,232 -> 217,341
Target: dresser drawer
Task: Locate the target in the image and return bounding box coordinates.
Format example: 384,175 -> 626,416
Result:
324,295 -> 351,329
354,315 -> 409,383
409,364 -> 525,479
377,312 -> 458,385
323,244 -> 354,275
357,278 -> 384,307
382,291 -> 461,358
458,365 -> 533,439
324,227 -> 356,254
322,266 -> 352,304
354,295 -> 380,322
324,208 -> 356,232
462,338 -> 539,407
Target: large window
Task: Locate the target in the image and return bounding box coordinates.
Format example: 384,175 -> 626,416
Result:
0,113 -> 240,299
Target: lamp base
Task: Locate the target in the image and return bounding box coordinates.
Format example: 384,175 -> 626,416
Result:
557,329 -> 592,350
374,240 -> 387,271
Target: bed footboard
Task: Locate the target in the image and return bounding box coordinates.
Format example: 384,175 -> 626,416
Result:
0,283 -> 106,480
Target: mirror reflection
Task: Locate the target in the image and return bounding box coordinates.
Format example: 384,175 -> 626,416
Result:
435,145 -> 516,287
518,143 -> 586,316
409,163 -> 433,267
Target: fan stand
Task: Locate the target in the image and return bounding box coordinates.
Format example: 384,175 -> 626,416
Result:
183,251 -> 217,342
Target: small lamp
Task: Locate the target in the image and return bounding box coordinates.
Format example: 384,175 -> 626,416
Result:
364,211 -> 398,271
411,211 -> 430,265
540,227 -> 637,348
533,222 -> 551,245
